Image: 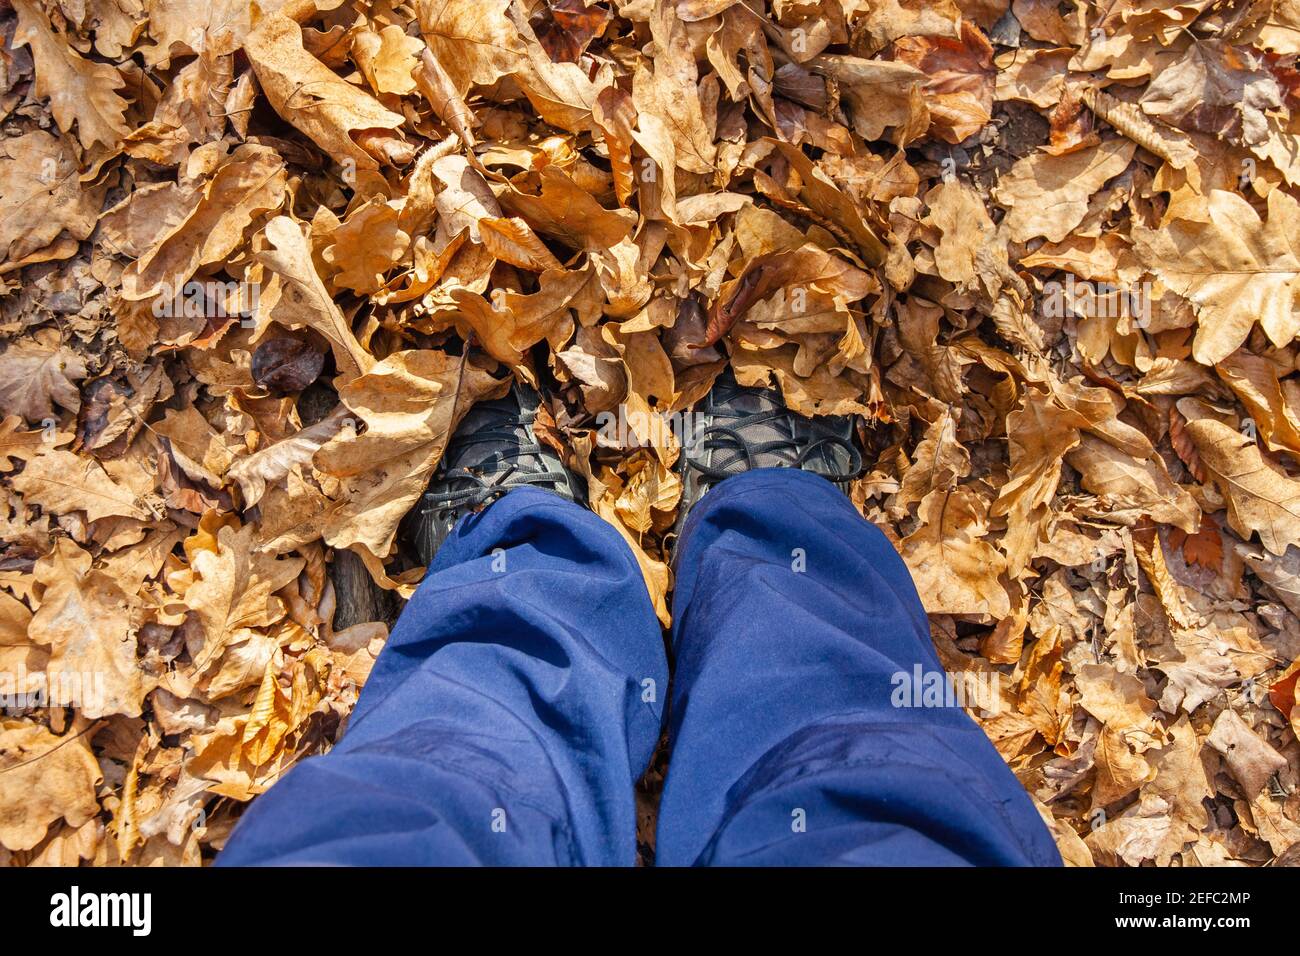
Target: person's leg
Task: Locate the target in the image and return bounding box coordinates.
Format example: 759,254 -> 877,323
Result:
655,468 -> 1060,866
218,488 -> 667,866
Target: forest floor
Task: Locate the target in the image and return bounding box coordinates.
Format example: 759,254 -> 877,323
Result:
3,0 -> 1300,866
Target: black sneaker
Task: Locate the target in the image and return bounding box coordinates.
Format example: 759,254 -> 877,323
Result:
676,370 -> 863,529
400,380 -> 586,566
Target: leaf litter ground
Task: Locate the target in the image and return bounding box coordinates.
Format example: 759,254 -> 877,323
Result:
2,0 -> 1300,866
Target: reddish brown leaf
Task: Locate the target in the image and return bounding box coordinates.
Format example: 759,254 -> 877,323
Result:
252,338 -> 326,394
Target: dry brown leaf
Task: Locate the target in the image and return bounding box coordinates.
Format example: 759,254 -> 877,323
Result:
12,0 -> 130,151
895,408 -> 969,517
1066,435 -> 1199,532
0,719 -> 103,852
314,350 -> 509,562
120,143 -> 288,302
992,390 -> 1083,575
12,448 -> 147,522
257,215 -> 375,383
891,21 -> 995,144
29,540 -> 148,718
1216,350 -> 1300,457
0,330 -> 88,424
324,201 -> 411,295
183,523 -> 305,673
245,14 -> 410,169
994,139 -> 1136,243
1134,189 -> 1300,365
0,131 -> 107,266
900,485 -> 1011,618
415,0 -> 527,95
479,216 -> 564,273
1206,708 -> 1287,799
1141,40 -> 1281,144
1184,415 -> 1300,555
1167,512 -> 1224,573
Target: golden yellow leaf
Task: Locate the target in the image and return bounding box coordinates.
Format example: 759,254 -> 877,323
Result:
0,719 -> 102,852
900,485 -> 1011,618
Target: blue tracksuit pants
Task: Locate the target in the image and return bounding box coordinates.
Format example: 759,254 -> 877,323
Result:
217,469 -> 1061,866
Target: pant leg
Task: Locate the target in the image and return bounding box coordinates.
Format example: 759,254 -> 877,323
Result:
218,488 -> 668,866
655,468 -> 1060,867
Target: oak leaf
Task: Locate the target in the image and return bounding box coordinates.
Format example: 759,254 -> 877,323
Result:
120,144 -> 288,302
900,485 -> 1011,618
12,0 -> 129,151
12,449 -> 147,522
244,14 -> 409,169
0,331 -> 87,424
313,350 -> 510,562
1134,189 -> 1300,365
257,216 -> 376,384
183,523 -> 305,673
0,132 -> 106,266
0,720 -> 102,852
29,539 -> 148,718
993,139 -> 1136,242
1184,416 -> 1300,556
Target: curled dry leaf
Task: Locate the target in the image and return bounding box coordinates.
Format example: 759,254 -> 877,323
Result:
245,14 -> 410,169
1206,709 -> 1287,799
257,216 -> 375,384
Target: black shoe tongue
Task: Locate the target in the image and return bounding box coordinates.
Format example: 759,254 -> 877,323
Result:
705,380 -> 857,474
399,380 -> 586,568
454,395 -> 519,433
441,400 -> 526,474
727,389 -> 778,417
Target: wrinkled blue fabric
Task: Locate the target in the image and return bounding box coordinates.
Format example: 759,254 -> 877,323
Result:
218,469 -> 1060,867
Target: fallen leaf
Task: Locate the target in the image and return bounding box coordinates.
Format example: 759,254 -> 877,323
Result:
245,14 -> 410,169
0,331 -> 87,423
0,720 -> 102,852
314,350 -> 509,562
29,540 -> 148,718
901,485 -> 1011,618
1185,416 -> 1300,555
12,0 -> 130,151
12,449 -> 147,522
1207,708 -> 1287,798
183,523 -> 305,673
1134,189 -> 1300,365
994,138 -> 1136,242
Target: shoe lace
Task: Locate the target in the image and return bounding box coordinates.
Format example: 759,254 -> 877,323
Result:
422,409 -> 571,515
685,406 -> 864,484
